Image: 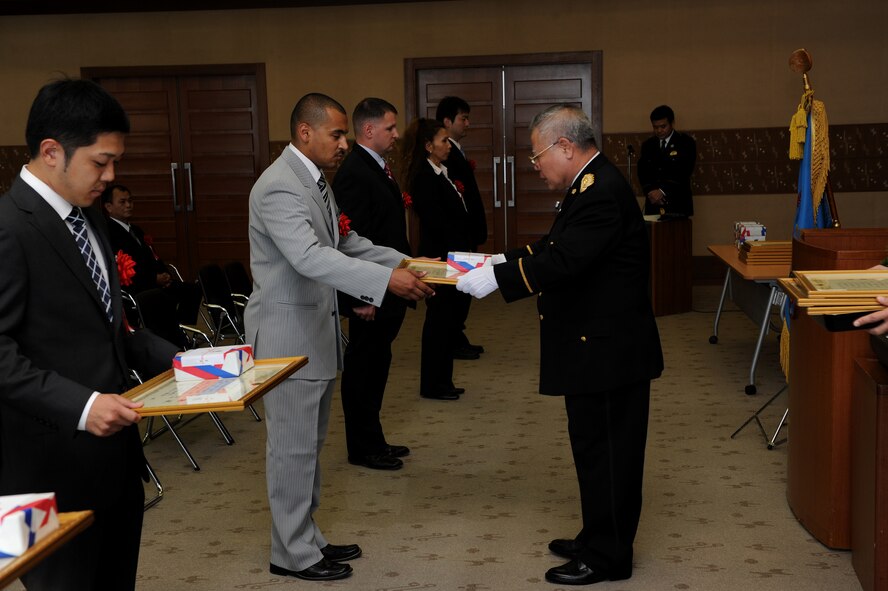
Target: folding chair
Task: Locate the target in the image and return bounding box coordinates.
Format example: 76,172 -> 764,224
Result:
196,266 -> 262,422
132,289 -> 236,471
198,264 -> 245,346
223,260 -> 252,312
130,368 -> 164,510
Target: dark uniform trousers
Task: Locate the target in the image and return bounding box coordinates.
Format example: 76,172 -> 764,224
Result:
565,380 -> 650,572
420,286 -> 461,393
340,305 -> 407,457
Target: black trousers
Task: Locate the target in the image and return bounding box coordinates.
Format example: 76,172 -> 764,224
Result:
453,290 -> 473,349
340,305 -> 406,458
21,435 -> 145,591
419,286 -> 461,393
563,380 -> 651,573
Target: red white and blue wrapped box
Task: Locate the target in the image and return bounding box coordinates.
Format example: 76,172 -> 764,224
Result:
446,251 -> 492,278
0,492 -> 59,562
173,345 -> 254,381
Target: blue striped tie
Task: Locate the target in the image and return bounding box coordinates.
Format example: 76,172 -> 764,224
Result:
66,207 -> 113,323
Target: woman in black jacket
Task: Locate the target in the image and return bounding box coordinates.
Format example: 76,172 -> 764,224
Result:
400,118 -> 473,400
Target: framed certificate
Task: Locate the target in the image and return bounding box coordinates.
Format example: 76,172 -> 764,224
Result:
123,357 -> 308,416
0,511 -> 93,587
398,259 -> 459,285
794,269 -> 888,297
399,253 -> 492,285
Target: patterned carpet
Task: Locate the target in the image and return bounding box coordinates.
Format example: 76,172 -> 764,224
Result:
9,287 -> 863,590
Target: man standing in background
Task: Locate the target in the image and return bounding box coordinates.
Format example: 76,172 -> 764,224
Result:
334,98 -> 413,471
637,104 -> 696,217
437,96 -> 487,359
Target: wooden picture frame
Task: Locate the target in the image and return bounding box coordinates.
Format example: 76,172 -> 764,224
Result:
794,269 -> 888,298
123,357 -> 307,416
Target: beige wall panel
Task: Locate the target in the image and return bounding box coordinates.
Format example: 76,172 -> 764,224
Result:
0,0 -> 884,256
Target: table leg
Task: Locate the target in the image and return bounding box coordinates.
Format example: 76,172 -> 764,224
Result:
710,268 -> 731,344
746,285 -> 778,394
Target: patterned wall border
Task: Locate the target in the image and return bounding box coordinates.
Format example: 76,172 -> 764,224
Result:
3,122 -> 885,196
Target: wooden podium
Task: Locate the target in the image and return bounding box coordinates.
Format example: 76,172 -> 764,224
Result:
647,218 -> 692,316
852,358 -> 888,591
787,228 -> 888,549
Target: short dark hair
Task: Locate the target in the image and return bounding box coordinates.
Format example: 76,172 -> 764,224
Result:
352,97 -> 397,135
101,183 -> 130,206
25,78 -> 130,161
290,93 -> 347,138
650,105 -> 675,123
435,96 -> 470,123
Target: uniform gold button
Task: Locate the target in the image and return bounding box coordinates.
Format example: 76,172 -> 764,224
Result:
580,336 -> 587,342
539,314 -> 544,320
549,241 -> 554,245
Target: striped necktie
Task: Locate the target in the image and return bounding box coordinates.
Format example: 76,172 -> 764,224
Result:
383,162 -> 395,181
317,174 -> 333,230
66,207 -> 113,323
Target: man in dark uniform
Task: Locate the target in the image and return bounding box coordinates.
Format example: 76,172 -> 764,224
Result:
333,98 -> 412,470
437,96 -> 487,360
637,104 -> 696,217
457,104 -> 663,585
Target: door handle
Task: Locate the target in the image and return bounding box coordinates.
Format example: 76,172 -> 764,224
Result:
170,163 -> 181,212
184,162 -> 195,212
506,156 -> 516,207
493,156 -> 502,208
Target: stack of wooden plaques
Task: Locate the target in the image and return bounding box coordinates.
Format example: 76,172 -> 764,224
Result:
778,269 -> 888,315
738,240 -> 792,265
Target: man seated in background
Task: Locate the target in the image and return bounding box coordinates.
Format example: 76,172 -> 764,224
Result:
102,183 -> 172,293
103,183 -> 201,325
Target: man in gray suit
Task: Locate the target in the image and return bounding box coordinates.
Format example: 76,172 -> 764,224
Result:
244,93 -> 434,582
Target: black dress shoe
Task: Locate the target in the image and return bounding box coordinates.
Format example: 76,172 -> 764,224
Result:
465,343 -> 485,354
548,538 -> 583,559
544,559 -> 631,585
421,391 -> 460,400
321,543 -> 362,562
348,454 -> 403,470
270,558 -> 352,581
450,387 -> 465,395
384,444 -> 410,458
452,346 -> 480,360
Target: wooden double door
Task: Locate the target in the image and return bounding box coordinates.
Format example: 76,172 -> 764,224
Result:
407,52 -> 602,252
83,64 -> 269,280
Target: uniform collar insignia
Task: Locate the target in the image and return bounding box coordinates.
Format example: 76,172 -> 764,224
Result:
580,173 -> 595,193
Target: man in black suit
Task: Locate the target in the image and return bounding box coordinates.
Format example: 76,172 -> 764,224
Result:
103,183 -> 201,327
333,98 -> 412,471
437,96 -> 487,360
102,184 -> 173,293
0,79 -> 177,591
637,104 -> 696,217
458,105 -> 663,585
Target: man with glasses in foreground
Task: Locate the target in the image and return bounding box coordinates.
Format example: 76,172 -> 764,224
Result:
457,104 -> 663,585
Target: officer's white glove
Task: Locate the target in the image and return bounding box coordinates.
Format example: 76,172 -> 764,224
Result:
456,265 -> 499,299
490,253 -> 506,265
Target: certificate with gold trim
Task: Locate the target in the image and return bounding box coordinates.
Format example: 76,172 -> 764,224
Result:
794,269 -> 888,297
398,259 -> 459,284
123,357 -> 308,416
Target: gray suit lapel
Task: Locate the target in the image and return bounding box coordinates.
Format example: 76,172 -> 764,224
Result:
282,147 -> 336,243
